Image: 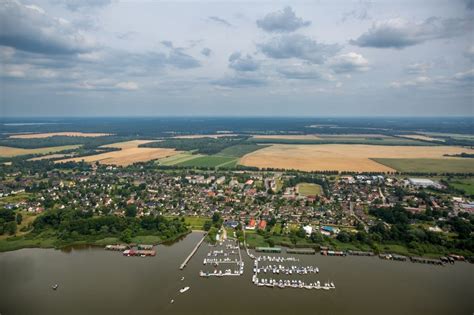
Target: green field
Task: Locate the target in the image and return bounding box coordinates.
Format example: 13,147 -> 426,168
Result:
175,155 -> 238,168
448,178 -> 474,196
157,153 -> 204,166
217,144 -> 268,157
372,158 -> 474,173
297,183 -> 323,196
165,215 -> 208,230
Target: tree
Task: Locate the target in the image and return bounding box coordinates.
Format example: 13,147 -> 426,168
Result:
125,205 -> 137,218
6,221 -> 17,235
120,228 -> 133,243
336,231 -> 351,243
203,220 -> 212,231
16,213 -> 23,225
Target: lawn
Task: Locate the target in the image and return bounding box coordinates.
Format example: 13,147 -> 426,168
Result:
448,178 -> 474,196
372,158 -> 474,173
165,215 -> 208,230
175,155 -> 238,169
297,183 -> 323,196
0,192 -> 33,205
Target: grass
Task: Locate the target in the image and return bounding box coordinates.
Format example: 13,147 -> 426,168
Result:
0,145 -> 81,157
297,183 -> 323,196
0,192 -> 33,205
175,155 -> 238,169
218,144 -> 268,157
157,153 -> 204,166
165,215 -> 208,230
372,158 -> 474,173
448,178 -> 474,196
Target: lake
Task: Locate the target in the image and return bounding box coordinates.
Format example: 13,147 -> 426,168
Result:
0,232 -> 472,315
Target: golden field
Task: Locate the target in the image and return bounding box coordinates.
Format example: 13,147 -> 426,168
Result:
57,140 -> 180,166
238,144 -> 474,172
252,135 -> 323,140
172,134 -> 239,139
9,132 -> 112,139
0,145 -> 80,157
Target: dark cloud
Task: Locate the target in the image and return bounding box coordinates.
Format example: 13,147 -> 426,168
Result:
466,0 -> 474,10
258,34 -> 340,64
0,1 -> 96,55
53,0 -> 112,11
328,52 -> 369,73
161,40 -> 174,48
350,17 -> 471,49
201,47 -> 212,57
208,16 -> 232,27
228,52 -> 259,71
256,6 -> 310,33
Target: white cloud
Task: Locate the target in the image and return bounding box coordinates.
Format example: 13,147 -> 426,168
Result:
328,52 -> 369,73
115,81 -> 139,90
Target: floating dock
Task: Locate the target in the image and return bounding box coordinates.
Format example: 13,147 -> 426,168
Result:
180,233 -> 207,270
286,248 -> 316,255
256,247 -> 281,253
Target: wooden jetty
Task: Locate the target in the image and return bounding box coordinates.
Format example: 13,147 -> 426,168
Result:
180,233 -> 207,270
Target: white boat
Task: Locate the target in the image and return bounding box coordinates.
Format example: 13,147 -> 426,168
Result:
179,286 -> 190,293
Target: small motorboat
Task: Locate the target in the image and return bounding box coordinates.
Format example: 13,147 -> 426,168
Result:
181,277 -> 185,281
179,286 -> 190,293
52,284 -> 59,290
170,299 -> 174,304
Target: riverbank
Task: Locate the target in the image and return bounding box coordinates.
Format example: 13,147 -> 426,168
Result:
244,230 -> 472,260
0,230 -> 191,253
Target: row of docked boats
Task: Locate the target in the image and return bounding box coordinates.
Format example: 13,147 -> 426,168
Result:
254,264 -> 319,275
256,255 -> 299,262
203,257 -> 239,265
252,276 -> 335,290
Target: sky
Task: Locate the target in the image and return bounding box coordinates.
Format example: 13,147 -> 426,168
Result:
0,0 -> 473,117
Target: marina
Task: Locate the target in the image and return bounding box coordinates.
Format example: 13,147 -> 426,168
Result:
1,232 -> 472,315
199,238 -> 244,277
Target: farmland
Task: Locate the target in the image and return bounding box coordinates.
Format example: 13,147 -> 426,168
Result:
175,155 -> 238,168
0,145 -> 80,157
250,134 -> 430,146
447,178 -> 474,196
239,144 -> 474,172
296,183 -> 323,196
57,140 -> 180,166
373,158 -> 474,173
8,132 -> 112,139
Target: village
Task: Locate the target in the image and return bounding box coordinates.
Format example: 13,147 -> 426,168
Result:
1,164 -> 473,256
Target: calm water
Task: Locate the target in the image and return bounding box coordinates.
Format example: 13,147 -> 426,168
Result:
0,232 -> 473,315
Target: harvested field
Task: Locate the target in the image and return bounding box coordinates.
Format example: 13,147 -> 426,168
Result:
0,145 -> 80,157
157,153 -> 203,166
28,153 -> 71,161
397,135 -> 444,142
9,132 -> 112,139
172,134 -> 239,139
239,144 -> 474,172
252,135 -> 322,140
57,140 -> 180,166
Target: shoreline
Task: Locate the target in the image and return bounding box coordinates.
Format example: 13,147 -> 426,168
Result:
0,230 -> 192,253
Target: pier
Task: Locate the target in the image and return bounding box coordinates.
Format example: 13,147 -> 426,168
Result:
180,233 -> 207,270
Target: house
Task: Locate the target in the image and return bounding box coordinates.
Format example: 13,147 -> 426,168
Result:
246,218 -> 256,230
258,220 -> 267,230
303,225 -> 313,235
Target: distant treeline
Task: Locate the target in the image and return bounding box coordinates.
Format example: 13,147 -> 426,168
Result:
2,117 -> 473,138
0,135 -> 140,149
444,152 -> 474,158
140,136 -> 249,155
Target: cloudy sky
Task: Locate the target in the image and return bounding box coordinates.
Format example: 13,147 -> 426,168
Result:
0,0 -> 473,117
